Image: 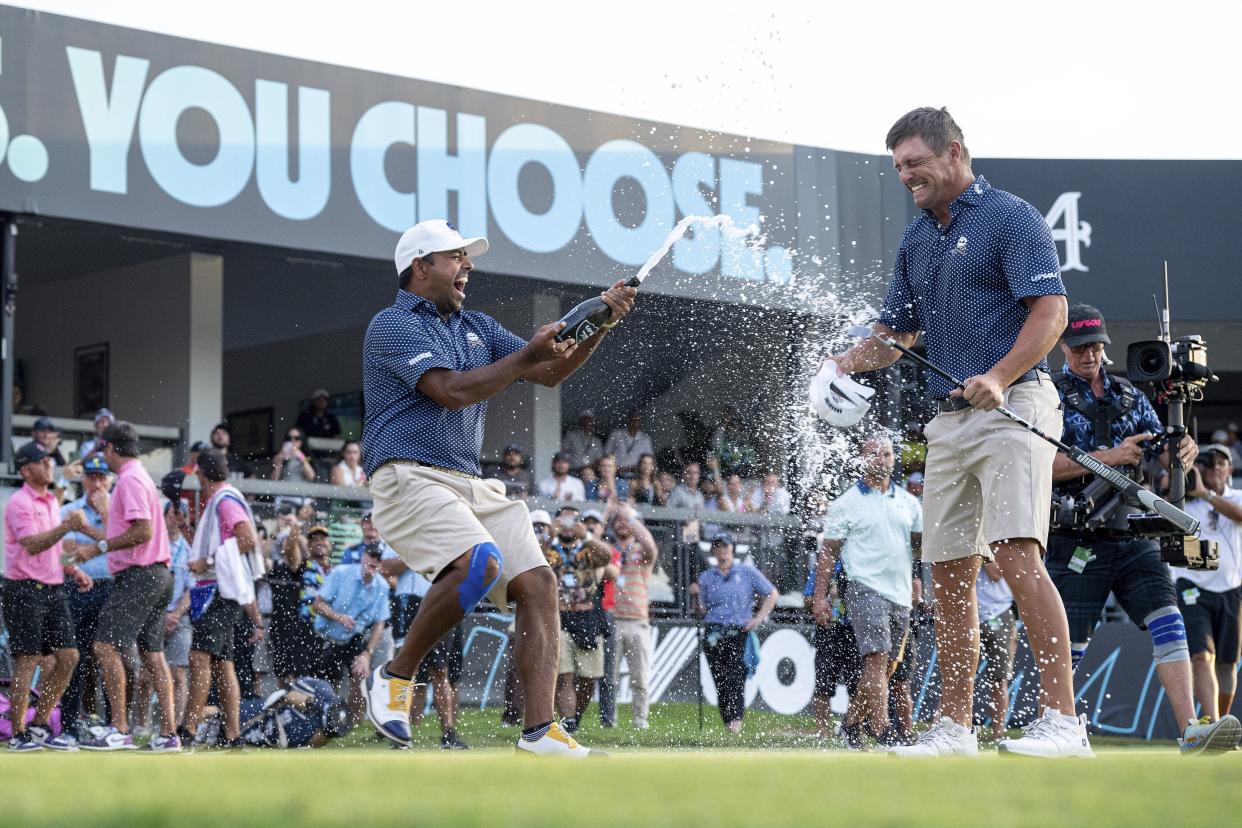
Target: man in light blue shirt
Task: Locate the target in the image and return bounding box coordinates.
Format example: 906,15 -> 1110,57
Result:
58,453 -> 114,724
312,548 -> 390,718
817,436 -> 921,747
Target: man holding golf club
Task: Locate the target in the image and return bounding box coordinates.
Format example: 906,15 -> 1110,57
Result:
819,107 -> 1089,756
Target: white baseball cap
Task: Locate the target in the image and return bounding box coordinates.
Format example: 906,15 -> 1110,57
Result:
529,509 -> 553,526
394,219 -> 489,275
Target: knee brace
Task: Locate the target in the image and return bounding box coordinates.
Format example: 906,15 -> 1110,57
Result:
1144,607 -> 1190,665
1215,662 -> 1238,695
457,542 -> 503,613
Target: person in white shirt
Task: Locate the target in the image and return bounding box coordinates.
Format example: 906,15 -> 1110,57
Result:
1172,444 -> 1242,727
975,562 -> 1017,740
562,410 -> 604,474
750,472 -> 792,551
749,472 -> 792,516
813,436 -> 921,747
537,452 -> 586,502
330,440 -> 367,487
604,412 -> 654,477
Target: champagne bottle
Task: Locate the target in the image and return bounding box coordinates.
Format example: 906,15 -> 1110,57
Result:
554,274 -> 641,343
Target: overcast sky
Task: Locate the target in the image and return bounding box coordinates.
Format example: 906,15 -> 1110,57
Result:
14,0 -> 1241,159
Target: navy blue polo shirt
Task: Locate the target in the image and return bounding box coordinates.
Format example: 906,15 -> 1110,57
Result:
361,290 -> 526,477
879,175 -> 1067,398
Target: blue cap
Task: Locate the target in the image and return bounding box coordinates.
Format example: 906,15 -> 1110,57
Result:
94,408 -> 115,423
32,416 -> 56,431
82,454 -> 110,475
711,531 -> 735,547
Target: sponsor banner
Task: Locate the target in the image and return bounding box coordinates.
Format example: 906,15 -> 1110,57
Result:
453,615 -> 1237,741
0,8 -> 806,307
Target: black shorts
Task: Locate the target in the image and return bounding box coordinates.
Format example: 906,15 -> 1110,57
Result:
1046,533 -> 1177,642
270,617 -> 319,679
192,595 -> 242,662
890,619 -> 918,684
416,626 -> 466,683
1176,581 -> 1242,664
95,564 -> 173,653
314,635 -> 368,681
813,622 -> 861,698
1,579 -> 76,656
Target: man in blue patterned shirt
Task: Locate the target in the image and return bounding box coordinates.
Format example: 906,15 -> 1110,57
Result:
1046,305 -> 1237,754
827,107 -> 1087,757
362,218 -> 634,757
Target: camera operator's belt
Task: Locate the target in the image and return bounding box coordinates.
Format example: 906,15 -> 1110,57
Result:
377,458 -> 479,480
937,370 -> 1045,413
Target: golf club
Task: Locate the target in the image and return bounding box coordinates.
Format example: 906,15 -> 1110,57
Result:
846,324 -> 1200,536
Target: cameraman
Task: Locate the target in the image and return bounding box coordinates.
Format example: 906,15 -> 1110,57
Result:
1173,445 -> 1242,729
1046,305 -> 1238,753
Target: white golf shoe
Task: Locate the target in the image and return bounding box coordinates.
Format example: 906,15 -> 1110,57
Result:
515,721 -> 604,758
889,716 -> 979,757
998,709 -> 1094,758
364,663 -> 413,746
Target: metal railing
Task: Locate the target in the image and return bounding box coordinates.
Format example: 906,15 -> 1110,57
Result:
2,469 -> 816,624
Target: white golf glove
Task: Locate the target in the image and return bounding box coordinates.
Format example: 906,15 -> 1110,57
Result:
809,360 -> 876,427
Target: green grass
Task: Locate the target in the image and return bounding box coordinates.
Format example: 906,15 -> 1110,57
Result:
2,705 -> 1239,827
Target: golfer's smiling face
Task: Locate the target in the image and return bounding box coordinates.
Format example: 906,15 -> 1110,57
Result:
892,135 -> 962,217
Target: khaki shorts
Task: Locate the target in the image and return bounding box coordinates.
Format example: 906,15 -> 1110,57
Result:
558,631 -> 605,678
922,378 -> 1061,564
369,462 -> 548,609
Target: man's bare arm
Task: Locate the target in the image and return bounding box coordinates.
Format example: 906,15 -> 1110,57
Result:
831,323 -> 915,375
417,322 -> 574,410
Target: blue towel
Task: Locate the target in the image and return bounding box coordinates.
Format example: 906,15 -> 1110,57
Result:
743,631 -> 761,678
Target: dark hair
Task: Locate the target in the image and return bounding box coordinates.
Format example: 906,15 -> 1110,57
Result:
100,422 -> 141,457
885,106 -> 970,163
197,448 -> 230,482
363,545 -> 384,560
398,253 -> 436,290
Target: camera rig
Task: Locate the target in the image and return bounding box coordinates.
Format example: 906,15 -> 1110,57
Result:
1052,264 -> 1219,569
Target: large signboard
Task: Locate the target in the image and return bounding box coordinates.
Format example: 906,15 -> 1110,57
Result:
2,9 -> 1238,319
0,7 -> 810,306
977,158 -> 1242,322
454,615 -> 1231,742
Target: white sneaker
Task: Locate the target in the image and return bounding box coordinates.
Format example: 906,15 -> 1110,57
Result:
515,721 -> 604,758
78,725 -> 137,751
998,709 -> 1094,758
1179,714 -> 1242,755
28,724 -> 78,752
889,717 -> 979,757
364,663 -> 414,746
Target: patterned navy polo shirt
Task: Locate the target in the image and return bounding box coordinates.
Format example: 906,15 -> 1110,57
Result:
362,290 -> 526,477
879,175 -> 1067,398
1057,368 -> 1162,454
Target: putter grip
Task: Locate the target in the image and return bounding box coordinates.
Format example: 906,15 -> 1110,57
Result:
1142,490 -> 1201,536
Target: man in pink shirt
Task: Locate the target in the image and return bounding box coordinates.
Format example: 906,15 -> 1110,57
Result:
82,422 -> 180,752
3,443 -> 92,751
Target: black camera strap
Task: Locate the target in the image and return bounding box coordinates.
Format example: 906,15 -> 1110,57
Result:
1054,372 -> 1139,450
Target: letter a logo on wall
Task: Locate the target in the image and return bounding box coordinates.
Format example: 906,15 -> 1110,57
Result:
1045,192 -> 1091,273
